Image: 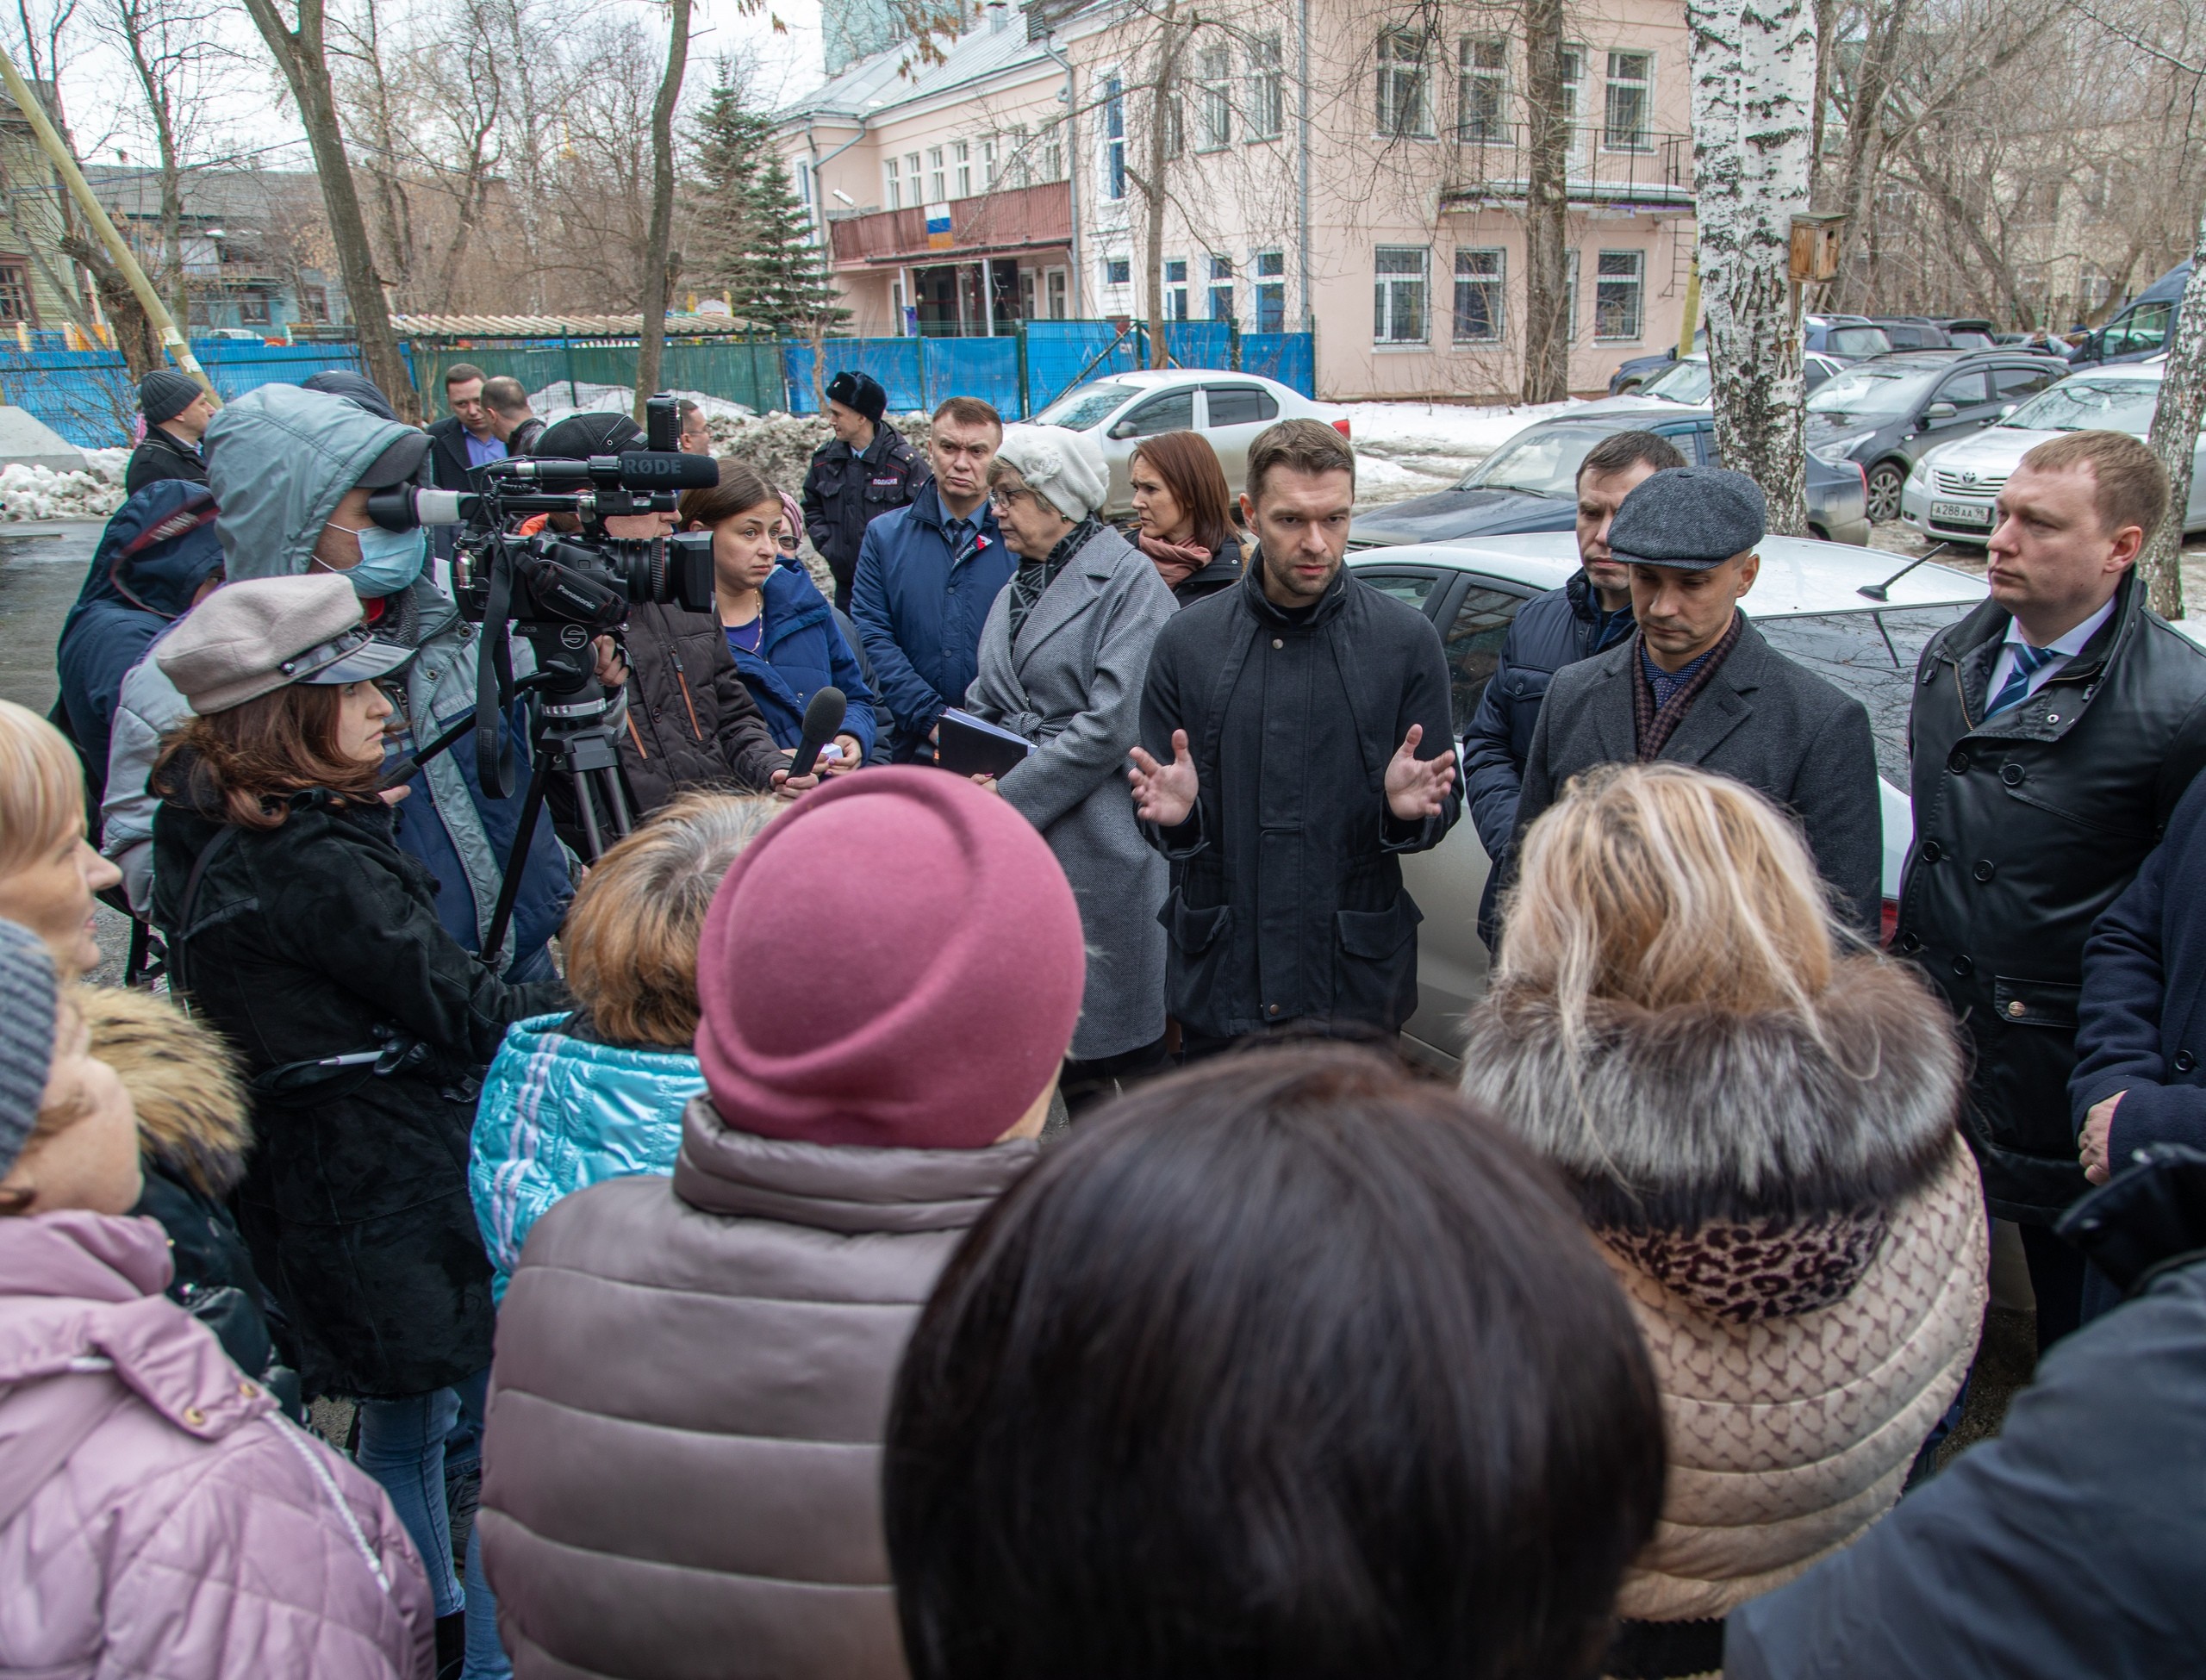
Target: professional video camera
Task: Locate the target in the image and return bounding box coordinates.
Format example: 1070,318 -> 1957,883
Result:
365,392 -> 720,964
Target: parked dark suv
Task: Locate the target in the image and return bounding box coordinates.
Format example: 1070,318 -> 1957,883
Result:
1350,405 -> 1871,549
2068,260 -> 2191,368
1804,348 -> 2068,522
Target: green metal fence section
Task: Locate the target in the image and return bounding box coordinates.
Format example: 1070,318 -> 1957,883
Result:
408,337 -> 788,420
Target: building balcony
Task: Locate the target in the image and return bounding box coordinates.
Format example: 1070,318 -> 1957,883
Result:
1439,124 -> 1693,214
828,178 -> 1072,268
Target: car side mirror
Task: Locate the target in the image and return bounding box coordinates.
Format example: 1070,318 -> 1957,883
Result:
1923,401 -> 1959,424
1997,402 -> 2016,420
1107,419 -> 1137,440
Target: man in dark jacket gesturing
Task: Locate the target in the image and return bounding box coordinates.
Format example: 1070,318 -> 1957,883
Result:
1509,467 -> 1882,934
801,370 -> 930,613
1131,419 -> 1458,1054
1461,428 -> 1684,943
1897,429 -> 2206,1347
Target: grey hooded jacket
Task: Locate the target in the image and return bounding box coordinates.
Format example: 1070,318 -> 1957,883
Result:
103,383 -> 576,967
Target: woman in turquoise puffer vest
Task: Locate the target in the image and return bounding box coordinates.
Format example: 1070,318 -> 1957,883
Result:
472,793 -> 780,1301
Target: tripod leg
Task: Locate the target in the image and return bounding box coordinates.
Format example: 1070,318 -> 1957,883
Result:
483,749 -> 554,972
574,773 -> 605,860
597,766 -> 633,841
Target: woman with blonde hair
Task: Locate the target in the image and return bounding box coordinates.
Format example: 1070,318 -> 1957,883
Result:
1460,762 -> 1985,1680
472,791 -> 780,1300
0,697 -> 122,977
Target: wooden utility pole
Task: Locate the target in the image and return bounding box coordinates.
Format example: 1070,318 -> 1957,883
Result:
0,42 -> 217,400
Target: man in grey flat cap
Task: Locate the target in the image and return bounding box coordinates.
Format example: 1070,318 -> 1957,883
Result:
1508,464 -> 1882,933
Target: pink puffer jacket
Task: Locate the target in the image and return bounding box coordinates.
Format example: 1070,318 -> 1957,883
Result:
0,1210 -> 433,1678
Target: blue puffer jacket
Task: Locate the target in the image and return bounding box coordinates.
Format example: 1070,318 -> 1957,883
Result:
470,1014 -> 706,1303
851,483 -> 1013,758
724,559 -> 878,758
1459,570 -> 1634,942
56,482 -> 223,804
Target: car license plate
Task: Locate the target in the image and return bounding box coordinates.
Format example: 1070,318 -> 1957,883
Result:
1929,500 -> 1992,526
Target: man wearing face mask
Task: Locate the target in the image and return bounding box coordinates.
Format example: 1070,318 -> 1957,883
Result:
102,383 -> 578,980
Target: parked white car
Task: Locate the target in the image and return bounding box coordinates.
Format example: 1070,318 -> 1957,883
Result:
1030,368 -> 1338,513
1348,532 -> 1990,1071
1899,361 -> 2206,547
1633,350 -> 1847,405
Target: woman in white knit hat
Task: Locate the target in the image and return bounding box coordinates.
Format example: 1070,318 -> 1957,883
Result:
963,425 -> 1177,1114
146,571 -> 568,1676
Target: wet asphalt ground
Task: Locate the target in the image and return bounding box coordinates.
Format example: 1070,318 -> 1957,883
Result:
1,520 -> 134,986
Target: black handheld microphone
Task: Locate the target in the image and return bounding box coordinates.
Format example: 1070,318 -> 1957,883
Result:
788,687 -> 847,781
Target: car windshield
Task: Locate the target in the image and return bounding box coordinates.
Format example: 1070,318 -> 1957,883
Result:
1757,603 -> 1976,781
1033,381 -> 1139,431
1826,326 -> 1893,357
1642,358 -> 1711,404
1807,365 -> 1937,422
1463,424 -> 1630,496
2004,378 -> 2159,435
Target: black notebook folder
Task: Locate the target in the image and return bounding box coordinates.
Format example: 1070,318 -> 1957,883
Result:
937,708 -> 1036,778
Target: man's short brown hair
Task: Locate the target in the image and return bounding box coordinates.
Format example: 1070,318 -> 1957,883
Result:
1246,417 -> 1355,506
2019,429 -> 2168,544
932,395 -> 1002,432
481,375 -> 529,417
444,362 -> 486,389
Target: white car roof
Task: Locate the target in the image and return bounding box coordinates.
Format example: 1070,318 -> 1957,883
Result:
1351,532 -> 1990,616
2054,364 -> 2165,382
1097,367 -> 1283,389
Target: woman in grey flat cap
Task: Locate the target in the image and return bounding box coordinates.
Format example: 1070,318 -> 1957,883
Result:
146,571 -> 567,1671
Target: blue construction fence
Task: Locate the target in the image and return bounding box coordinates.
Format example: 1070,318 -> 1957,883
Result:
782,321 -> 1314,420
0,323 -> 1318,449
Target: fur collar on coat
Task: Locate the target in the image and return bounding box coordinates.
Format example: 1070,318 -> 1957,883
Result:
1460,956 -> 1987,1624
1457,955 -> 1963,1234
78,986 -> 250,1198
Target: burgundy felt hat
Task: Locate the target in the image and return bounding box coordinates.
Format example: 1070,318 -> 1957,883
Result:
694,768 -> 1085,1148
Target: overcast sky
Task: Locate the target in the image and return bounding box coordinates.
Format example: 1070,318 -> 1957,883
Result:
49,0 -> 827,174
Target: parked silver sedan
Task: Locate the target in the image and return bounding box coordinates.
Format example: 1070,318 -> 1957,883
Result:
1031,368 -> 1338,514
1348,532 -> 1991,1071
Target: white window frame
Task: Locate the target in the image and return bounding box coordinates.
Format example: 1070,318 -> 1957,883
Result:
1102,76 -> 1127,201
1207,252 -> 1234,322
1043,121 -> 1063,183
1592,248 -> 1643,341
927,146 -> 946,202
1255,248 -> 1287,332
981,136 -> 997,189
1162,88 -> 1184,160
955,140 -> 971,197
1602,50 -> 1653,152
1374,244 -> 1429,344
1457,36 -> 1509,145
885,156 -> 901,209
1104,252 -> 1132,289
1247,34 -> 1284,140
1453,246 -> 1504,341
1165,257 -> 1190,320
1198,42 -> 1232,151
1376,28 -> 1433,139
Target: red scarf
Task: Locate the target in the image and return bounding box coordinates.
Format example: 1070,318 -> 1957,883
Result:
1135,529 -> 1212,589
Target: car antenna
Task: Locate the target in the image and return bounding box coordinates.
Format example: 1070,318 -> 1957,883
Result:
1858,541 -> 1957,600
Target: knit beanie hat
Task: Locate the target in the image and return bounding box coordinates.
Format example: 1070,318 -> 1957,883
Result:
825,370 -> 888,424
695,768 -> 1084,1149
140,368 -> 203,426
0,920 -> 58,1179
995,424 -> 1111,520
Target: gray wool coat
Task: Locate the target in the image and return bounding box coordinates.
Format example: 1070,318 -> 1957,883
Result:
966,522 -> 1177,1060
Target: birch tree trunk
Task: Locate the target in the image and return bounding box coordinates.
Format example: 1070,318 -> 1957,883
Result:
240,0 -> 421,420
1519,0 -> 1570,404
634,0 -> 692,422
2139,204 -> 2206,619
1686,0 -> 1817,534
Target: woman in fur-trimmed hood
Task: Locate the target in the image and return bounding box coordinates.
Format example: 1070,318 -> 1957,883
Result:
1461,762 -> 1986,1678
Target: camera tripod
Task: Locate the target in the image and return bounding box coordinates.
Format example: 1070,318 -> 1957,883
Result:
476,644 -> 632,969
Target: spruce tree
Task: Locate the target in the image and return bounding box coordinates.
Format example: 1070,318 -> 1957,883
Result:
685,63 -> 850,336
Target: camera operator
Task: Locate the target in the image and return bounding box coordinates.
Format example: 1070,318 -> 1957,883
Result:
101,383 -> 579,980
525,414 -> 813,817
